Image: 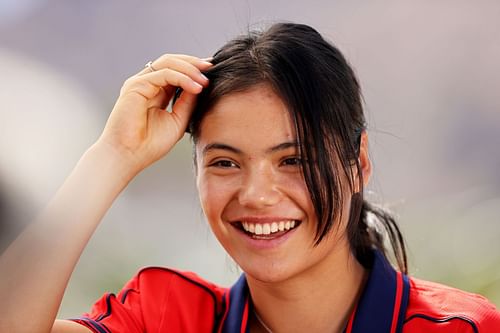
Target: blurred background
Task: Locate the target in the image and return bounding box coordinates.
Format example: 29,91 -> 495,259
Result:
1,0 -> 499,317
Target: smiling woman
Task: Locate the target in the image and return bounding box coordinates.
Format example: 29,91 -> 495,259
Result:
1,22 -> 499,333
196,85 -> 339,283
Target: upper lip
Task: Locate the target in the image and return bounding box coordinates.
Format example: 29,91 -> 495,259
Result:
230,216 -> 299,224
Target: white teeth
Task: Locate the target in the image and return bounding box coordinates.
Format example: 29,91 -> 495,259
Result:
241,220 -> 298,235
285,221 -> 291,230
278,221 -> 285,231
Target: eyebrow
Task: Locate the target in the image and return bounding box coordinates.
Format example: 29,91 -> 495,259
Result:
266,141 -> 300,153
202,143 -> 242,155
201,141 -> 299,156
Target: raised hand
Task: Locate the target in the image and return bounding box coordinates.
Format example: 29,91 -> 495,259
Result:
98,54 -> 212,176
0,54 -> 212,333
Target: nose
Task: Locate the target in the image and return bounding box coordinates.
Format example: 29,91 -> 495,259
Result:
238,164 -> 282,209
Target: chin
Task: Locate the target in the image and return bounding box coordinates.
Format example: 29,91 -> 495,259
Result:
237,258 -> 302,284
244,269 -> 290,284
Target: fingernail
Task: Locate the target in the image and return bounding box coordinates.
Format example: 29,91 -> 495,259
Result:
192,81 -> 203,91
200,73 -> 209,82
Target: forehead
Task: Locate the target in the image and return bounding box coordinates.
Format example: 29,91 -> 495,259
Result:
197,84 -> 296,148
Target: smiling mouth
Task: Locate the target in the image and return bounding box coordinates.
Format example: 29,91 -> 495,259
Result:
233,220 -> 301,239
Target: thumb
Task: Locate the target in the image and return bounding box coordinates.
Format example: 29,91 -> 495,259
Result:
168,91 -> 198,134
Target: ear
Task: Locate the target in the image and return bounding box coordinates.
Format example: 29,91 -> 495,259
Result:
358,131 -> 372,188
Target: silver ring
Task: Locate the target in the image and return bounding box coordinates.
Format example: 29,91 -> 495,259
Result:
144,61 -> 156,72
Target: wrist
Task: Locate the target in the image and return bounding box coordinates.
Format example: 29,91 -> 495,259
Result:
83,140 -> 140,188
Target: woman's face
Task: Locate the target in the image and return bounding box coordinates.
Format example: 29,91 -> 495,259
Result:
195,84 -> 352,283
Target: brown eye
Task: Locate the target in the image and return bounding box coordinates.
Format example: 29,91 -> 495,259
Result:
211,160 -> 239,168
281,157 -> 302,166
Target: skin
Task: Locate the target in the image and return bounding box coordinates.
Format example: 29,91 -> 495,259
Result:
0,53 -> 373,333
196,85 -> 372,332
0,54 -> 211,333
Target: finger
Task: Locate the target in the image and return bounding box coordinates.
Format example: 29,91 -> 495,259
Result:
137,54 -> 212,76
160,85 -> 177,109
137,56 -> 211,91
169,91 -> 198,131
157,54 -> 213,70
155,56 -> 209,87
146,85 -> 170,110
123,68 -> 203,101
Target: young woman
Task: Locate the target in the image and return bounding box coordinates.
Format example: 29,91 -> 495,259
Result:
1,23 -> 498,333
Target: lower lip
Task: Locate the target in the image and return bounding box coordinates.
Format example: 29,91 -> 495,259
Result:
233,223 -> 300,250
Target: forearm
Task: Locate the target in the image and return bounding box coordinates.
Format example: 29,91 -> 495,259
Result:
0,142 -> 134,333
0,53 -> 209,333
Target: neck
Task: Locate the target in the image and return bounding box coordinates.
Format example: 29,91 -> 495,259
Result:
246,242 -> 367,333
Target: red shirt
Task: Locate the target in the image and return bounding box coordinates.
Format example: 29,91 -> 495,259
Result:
71,252 -> 500,332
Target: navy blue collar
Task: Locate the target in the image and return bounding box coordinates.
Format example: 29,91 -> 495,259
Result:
220,251 -> 410,333
220,274 -> 249,333
349,251 -> 410,333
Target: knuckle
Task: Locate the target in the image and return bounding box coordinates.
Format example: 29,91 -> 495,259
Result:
123,77 -> 133,86
121,77 -> 150,95
134,80 -> 151,92
122,77 -> 137,89
159,53 -> 175,64
165,56 -> 185,69
165,68 -> 184,85
120,79 -> 132,94
182,75 -> 194,86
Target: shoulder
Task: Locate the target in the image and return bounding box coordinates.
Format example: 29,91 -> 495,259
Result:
72,266 -> 228,333
131,266 -> 226,303
404,276 -> 500,332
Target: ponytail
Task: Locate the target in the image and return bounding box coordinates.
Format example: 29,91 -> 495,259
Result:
348,193 -> 408,274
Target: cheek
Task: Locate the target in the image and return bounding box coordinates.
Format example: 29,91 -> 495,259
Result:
282,174 -> 315,214
197,173 -> 237,222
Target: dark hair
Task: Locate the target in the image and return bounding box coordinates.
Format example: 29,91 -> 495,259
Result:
188,22 -> 407,273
